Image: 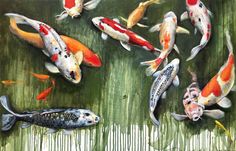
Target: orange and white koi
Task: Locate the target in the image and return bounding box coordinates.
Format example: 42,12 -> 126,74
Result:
198,31 -> 235,108
171,69 -> 224,122
56,0 -> 101,21
141,12 -> 189,76
181,0 -> 212,61
31,72 -> 50,82
8,17 -> 101,67
120,0 -> 162,29
6,13 -> 82,84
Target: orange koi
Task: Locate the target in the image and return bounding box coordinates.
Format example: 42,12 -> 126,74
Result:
1,80 -> 18,86
36,87 -> 53,101
198,31 -> 235,108
31,72 -> 50,82
9,18 -> 102,67
36,79 -> 56,101
120,0 -> 162,29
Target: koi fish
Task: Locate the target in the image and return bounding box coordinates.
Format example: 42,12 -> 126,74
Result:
92,17 -> 159,52
181,0 -> 212,61
141,12 -> 189,76
36,79 -> 55,101
0,96 -> 100,133
5,13 -> 83,84
1,80 -> 19,86
215,120 -> 233,142
171,68 -> 224,121
8,17 -> 101,67
198,31 -> 235,108
56,0 -> 101,20
120,0 -> 162,29
149,58 -> 180,126
31,72 -> 50,82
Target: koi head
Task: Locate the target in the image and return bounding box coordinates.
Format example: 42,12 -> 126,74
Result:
182,82 -> 204,121
67,7 -> 82,18
186,0 -> 199,6
58,51 -> 82,84
164,11 -> 177,24
92,17 -> 105,31
75,109 -> 100,126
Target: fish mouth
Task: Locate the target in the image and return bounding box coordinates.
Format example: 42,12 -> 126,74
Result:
92,17 -> 103,27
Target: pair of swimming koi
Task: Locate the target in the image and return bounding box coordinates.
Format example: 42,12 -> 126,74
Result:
5,13 -> 102,84
172,31 -> 235,122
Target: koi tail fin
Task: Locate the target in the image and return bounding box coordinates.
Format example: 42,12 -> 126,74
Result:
2,114 -> 16,131
150,111 -> 160,126
141,58 -> 163,76
0,96 -> 17,131
5,13 -> 30,25
186,34 -> 209,61
187,67 -> 197,82
225,31 -> 233,53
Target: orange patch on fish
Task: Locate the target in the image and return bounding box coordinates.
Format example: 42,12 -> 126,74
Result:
220,54 -> 235,82
201,75 -> 222,97
163,33 -> 170,50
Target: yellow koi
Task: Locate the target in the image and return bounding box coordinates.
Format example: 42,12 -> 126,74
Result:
215,120 -> 233,142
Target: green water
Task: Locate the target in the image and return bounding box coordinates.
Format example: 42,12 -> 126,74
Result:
0,0 -> 235,150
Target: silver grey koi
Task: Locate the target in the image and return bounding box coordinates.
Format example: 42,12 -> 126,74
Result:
1,96 -> 100,133
149,59 -> 180,126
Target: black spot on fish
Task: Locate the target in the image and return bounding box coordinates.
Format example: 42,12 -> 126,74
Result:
199,18 -> 201,22
65,55 -> 67,58
199,3 -> 203,8
70,71 -> 76,80
59,51 -> 62,55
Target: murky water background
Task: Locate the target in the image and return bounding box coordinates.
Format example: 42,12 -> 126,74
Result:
0,0 -> 235,150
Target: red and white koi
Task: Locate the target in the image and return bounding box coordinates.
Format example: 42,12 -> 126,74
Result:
198,31 -> 235,108
92,17 -> 159,52
141,12 -> 189,76
56,0 -> 101,21
5,13 -> 83,84
171,69 -> 224,122
181,0 -> 212,61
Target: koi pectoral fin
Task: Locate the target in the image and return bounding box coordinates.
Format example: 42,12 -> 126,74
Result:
207,10 -> 213,18
45,62 -> 60,74
203,110 -> 225,119
136,23 -> 149,28
173,75 -> 180,87
42,50 -> 50,57
84,0 -> 101,10
101,32 -> 108,40
21,122 -> 31,129
173,44 -> 180,54
119,16 -> 127,23
176,26 -> 190,34
55,11 -> 68,21
171,113 -> 188,121
180,11 -> 189,21
120,41 -> 131,51
74,51 -> 83,65
217,97 -> 232,108
149,23 -> 161,32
